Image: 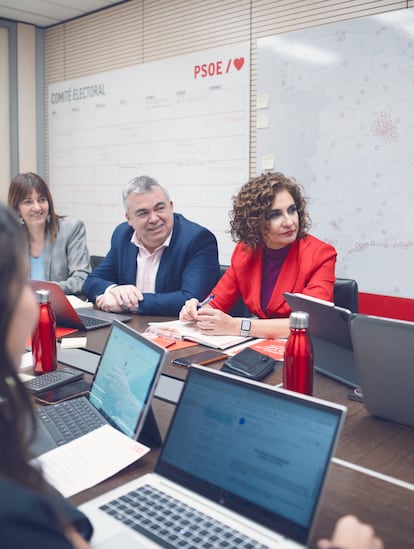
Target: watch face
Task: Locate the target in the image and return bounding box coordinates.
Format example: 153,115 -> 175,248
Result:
241,319 -> 251,331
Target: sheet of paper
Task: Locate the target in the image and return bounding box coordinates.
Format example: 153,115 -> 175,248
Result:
226,338 -> 287,361
20,351 -> 33,370
60,337 -> 88,349
143,333 -> 197,350
32,425 -> 150,497
19,372 -> 34,382
249,338 -> 287,361
225,338 -> 266,356
256,110 -> 269,129
66,295 -> 93,310
257,93 -> 269,109
261,154 -> 275,171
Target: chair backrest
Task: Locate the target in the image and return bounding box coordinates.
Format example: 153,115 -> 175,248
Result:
218,269 -> 360,315
90,255 -> 104,270
334,277 -> 359,313
219,265 -> 252,318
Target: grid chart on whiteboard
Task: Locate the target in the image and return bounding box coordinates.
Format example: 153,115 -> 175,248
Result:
48,42 -> 250,265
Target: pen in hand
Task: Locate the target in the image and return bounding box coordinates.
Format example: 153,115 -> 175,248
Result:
197,294 -> 215,310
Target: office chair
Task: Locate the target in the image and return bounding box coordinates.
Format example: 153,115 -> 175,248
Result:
219,265 -> 252,318
334,277 -> 359,313
90,255 -> 104,270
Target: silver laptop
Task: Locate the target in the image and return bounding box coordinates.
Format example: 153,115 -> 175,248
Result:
31,320 -> 167,457
350,314 -> 414,428
284,292 -> 359,388
80,366 -> 346,549
30,279 -> 131,330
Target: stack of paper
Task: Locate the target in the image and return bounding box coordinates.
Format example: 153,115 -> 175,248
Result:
31,425 -> 150,497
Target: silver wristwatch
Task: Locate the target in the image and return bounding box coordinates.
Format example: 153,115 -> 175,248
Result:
240,318 -> 251,337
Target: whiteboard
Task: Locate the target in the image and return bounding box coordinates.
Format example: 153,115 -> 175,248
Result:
48,43 -> 250,265
257,8 -> 414,298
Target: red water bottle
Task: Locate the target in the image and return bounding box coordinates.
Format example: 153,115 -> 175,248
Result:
32,289 -> 57,374
283,311 -> 314,395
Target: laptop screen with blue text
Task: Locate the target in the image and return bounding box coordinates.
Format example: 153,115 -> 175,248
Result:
157,368 -> 344,543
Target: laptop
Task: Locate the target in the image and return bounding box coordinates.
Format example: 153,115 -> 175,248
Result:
30,279 -> 132,330
31,320 -> 167,457
80,366 -> 346,548
350,314 -> 414,428
284,292 -> 359,388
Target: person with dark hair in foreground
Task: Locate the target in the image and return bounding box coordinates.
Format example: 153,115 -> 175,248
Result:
0,203 -> 92,547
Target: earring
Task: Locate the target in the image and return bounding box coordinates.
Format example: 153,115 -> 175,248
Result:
19,216 -> 25,225
47,214 -> 51,223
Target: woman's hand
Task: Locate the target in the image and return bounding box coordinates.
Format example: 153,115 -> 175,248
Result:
195,307 -> 239,336
179,299 -> 240,334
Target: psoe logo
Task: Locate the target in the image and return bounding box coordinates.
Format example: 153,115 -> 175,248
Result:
194,57 -> 245,79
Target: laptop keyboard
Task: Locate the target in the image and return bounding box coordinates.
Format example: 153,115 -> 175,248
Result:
100,484 -> 270,549
37,398 -> 106,446
77,313 -> 109,329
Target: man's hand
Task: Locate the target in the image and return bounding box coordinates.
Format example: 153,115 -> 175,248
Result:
96,285 -> 143,312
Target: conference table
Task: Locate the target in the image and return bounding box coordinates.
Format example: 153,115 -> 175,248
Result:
63,315 -> 414,549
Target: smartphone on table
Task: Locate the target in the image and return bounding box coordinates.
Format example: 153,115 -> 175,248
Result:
172,349 -> 228,367
35,379 -> 92,405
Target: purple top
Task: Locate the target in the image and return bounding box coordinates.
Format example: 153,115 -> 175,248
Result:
261,244 -> 291,314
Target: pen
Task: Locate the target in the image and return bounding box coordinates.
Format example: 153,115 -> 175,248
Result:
165,341 -> 176,349
197,294 -> 215,310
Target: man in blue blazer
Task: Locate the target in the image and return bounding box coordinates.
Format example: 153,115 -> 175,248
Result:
82,176 -> 220,316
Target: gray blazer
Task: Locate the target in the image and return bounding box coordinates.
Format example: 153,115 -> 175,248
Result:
43,217 -> 91,295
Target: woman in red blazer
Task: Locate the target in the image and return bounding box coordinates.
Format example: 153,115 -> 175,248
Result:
180,172 -> 336,339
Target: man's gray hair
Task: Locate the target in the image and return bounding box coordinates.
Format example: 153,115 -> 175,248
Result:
122,175 -> 170,210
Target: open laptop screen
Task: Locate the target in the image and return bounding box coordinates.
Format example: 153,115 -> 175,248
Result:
157,367 -> 345,544
89,321 -> 166,438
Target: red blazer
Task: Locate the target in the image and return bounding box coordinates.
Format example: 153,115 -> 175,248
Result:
211,235 -> 337,319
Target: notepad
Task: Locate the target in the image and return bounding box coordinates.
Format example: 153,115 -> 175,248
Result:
148,319 -> 253,350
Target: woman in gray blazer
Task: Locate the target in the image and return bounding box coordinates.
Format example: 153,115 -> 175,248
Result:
8,172 -> 91,295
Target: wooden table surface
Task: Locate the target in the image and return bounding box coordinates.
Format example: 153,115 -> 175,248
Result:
65,315 -> 414,548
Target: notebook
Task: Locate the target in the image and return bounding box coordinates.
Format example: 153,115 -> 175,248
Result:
284,292 -> 359,388
80,366 -> 346,548
350,314 -> 414,428
148,319 -> 254,349
30,279 -> 132,331
31,320 -> 167,457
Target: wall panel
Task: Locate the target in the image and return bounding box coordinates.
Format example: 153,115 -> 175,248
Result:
44,0 -> 410,180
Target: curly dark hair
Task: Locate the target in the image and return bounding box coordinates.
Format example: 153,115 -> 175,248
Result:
230,172 -> 311,248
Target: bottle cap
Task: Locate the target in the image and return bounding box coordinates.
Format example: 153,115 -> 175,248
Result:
35,289 -> 51,304
289,311 -> 309,329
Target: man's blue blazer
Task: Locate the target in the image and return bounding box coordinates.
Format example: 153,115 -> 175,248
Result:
82,213 -> 220,316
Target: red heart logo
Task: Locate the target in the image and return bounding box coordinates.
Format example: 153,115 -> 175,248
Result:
233,57 -> 245,71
